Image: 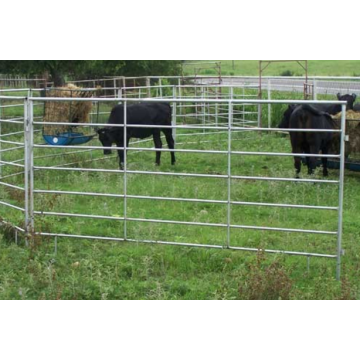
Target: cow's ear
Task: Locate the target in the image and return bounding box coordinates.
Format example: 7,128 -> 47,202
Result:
353,94 -> 357,101
337,93 -> 341,100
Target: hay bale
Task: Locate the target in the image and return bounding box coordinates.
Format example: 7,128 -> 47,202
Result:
331,111 -> 360,155
43,84 -> 93,135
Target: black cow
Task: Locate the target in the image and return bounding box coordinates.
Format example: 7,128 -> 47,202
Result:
279,94 -> 356,129
279,104 -> 339,177
97,102 -> 175,169
313,93 -> 356,115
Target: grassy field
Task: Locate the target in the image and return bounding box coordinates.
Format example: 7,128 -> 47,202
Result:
183,60 -> 360,77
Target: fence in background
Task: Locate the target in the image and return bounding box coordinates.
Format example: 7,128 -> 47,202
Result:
0,75 -> 49,89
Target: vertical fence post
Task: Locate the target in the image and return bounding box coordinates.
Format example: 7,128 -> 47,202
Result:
242,85 -> 245,126
119,88 -> 124,105
172,86 -> 177,144
215,86 -> 219,126
207,87 -> 210,125
159,78 -> 163,98
258,84 -> 262,128
178,80 -> 183,126
336,103 -> 346,281
146,77 -> 151,98
123,101 -> 128,241
201,86 -> 205,133
227,100 -> 233,249
230,87 -> 234,126
313,79 -> 318,100
24,97 -> 30,240
28,94 -> 34,233
268,79 -> 272,128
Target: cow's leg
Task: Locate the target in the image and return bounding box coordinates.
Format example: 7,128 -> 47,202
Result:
307,144 -> 319,175
116,138 -> 125,170
322,147 -> 329,177
163,129 -> 176,165
291,139 -> 302,178
294,156 -> 302,178
153,131 -> 163,166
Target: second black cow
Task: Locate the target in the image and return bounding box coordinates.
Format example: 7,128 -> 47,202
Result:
279,104 -> 339,177
313,93 -> 356,115
97,102 -> 176,169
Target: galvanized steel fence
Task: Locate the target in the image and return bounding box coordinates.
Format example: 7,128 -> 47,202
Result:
0,93 -> 348,280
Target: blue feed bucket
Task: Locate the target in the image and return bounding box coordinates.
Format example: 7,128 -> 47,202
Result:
316,159 -> 360,172
43,132 -> 95,146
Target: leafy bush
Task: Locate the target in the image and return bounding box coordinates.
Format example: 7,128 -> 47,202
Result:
280,70 -> 294,77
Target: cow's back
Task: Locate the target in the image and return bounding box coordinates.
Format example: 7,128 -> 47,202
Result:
290,105 -> 335,150
108,103 -> 171,125
108,105 -> 125,125
141,102 -> 172,125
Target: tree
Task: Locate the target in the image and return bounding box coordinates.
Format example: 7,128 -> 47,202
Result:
0,60 -> 181,86
0,60 -> 127,86
121,61 -> 181,76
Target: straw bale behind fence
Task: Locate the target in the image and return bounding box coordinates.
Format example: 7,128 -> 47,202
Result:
332,110 -> 360,155
43,84 -> 93,135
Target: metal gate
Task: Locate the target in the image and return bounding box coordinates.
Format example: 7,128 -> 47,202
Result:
0,93 -> 347,280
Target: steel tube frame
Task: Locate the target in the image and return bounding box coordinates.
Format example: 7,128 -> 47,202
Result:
32,165 -> 339,185
32,230 -> 338,259
31,210 -> 337,236
123,101 -> 128,241
336,104 -> 346,280
0,95 -> 347,279
33,189 -> 337,211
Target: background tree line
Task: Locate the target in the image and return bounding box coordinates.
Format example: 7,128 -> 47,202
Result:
0,60 -> 182,86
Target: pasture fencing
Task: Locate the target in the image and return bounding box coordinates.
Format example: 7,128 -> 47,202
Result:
0,92 -> 348,280
120,84 -> 260,131
0,74 -> 50,89
41,75 -> 360,132
70,75 -> 360,129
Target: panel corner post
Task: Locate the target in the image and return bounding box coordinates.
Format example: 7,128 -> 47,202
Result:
267,79 -> 272,129
227,100 -> 233,249
336,103 -> 346,281
123,101 -> 128,241
172,86 -> 177,143
24,95 -> 33,244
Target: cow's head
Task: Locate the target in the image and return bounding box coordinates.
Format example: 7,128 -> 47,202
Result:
279,104 -> 297,129
97,128 -> 114,155
337,93 -> 357,110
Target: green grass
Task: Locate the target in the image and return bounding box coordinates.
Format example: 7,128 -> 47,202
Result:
183,60 -> 360,77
